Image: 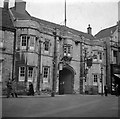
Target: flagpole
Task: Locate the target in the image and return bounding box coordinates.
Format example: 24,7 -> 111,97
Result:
65,0 -> 66,26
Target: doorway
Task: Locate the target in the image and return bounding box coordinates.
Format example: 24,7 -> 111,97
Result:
59,67 -> 74,94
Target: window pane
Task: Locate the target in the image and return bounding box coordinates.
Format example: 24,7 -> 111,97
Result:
68,46 -> 71,54
94,75 -> 97,82
99,52 -> 102,60
44,41 -> 49,51
21,36 -> 27,46
28,67 -> 33,77
29,36 -> 35,47
20,66 -> 25,77
43,67 -> 48,78
64,45 -> 67,53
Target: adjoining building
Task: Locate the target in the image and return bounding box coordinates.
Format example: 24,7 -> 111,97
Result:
0,0 -> 15,95
1,0 -> 105,95
95,21 -> 120,94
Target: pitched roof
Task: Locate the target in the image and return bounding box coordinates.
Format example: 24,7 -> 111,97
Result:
94,25 -> 117,39
10,7 -> 31,20
0,7 -> 15,30
31,16 -> 95,40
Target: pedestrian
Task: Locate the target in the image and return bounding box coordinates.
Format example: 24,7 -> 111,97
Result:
104,85 -> 108,96
115,84 -> 119,96
28,82 -> 34,96
11,78 -> 18,98
6,78 -> 13,98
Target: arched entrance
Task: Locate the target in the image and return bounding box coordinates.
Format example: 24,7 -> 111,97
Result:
59,65 -> 75,94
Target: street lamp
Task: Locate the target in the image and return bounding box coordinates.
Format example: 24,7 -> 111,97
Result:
101,66 -> 103,96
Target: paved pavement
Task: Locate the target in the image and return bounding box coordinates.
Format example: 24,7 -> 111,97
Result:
1,94 -> 119,117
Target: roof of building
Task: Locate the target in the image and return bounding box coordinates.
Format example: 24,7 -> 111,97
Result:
94,25 -> 117,39
0,7 -> 15,30
10,7 -> 31,20
31,16 -> 95,40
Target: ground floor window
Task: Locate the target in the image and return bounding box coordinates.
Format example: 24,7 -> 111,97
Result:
28,67 -> 34,82
43,66 -> 50,83
28,67 -> 33,78
19,66 -> 25,81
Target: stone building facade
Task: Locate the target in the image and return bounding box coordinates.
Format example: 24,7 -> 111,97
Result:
95,21 -> 120,94
1,0 -> 106,95
0,3 -> 15,94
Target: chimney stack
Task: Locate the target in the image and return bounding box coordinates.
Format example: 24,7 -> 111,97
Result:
15,0 -> 26,13
4,0 -> 9,10
87,24 -> 92,35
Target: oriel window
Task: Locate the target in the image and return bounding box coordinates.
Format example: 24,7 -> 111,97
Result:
64,45 -> 67,53
68,45 -> 71,54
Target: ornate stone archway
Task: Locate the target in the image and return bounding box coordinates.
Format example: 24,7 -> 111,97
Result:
59,65 -> 75,94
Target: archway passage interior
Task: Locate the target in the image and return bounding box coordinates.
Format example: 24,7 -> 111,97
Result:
59,67 -> 74,95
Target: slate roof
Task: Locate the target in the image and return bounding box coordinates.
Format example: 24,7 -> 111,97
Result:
0,7 -> 15,31
31,16 -> 95,40
9,5 -> 95,40
94,25 -> 117,39
10,7 -> 31,20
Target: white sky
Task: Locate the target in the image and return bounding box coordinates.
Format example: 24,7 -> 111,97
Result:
0,0 -> 119,35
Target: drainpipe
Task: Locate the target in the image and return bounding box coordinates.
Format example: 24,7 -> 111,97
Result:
12,29 -> 16,81
79,38 -> 83,94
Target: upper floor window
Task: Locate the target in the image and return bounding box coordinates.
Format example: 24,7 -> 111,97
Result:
29,36 -> 36,50
93,74 -> 97,82
68,45 -> 71,54
63,44 -> 72,56
64,45 -> 67,54
21,35 -> 37,50
44,40 -> 49,51
21,35 -> 27,47
113,50 -> 117,57
99,52 -> 102,60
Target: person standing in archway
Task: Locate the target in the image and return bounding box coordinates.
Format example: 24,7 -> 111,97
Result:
104,85 -> 108,96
